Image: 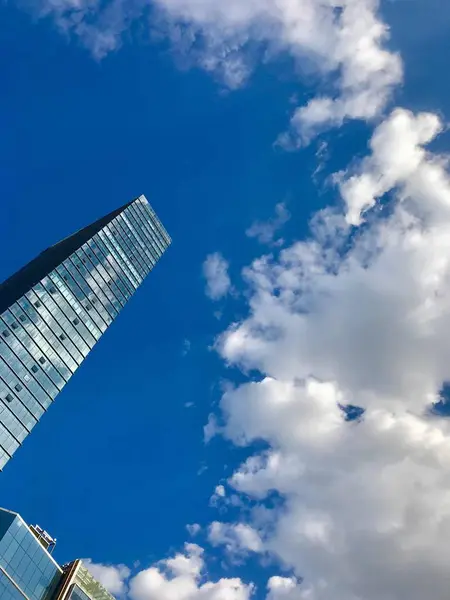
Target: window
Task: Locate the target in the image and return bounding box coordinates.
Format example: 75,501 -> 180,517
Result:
14,384 -> 22,393
63,275 -> 68,281
5,394 -> 13,403
2,330 -> 9,338
91,298 -> 97,304
82,258 -> 86,264
39,357 -> 46,365
31,365 -> 38,373
73,318 -> 79,326
24,374 -> 30,382
11,322 -> 18,330
59,333 -> 66,341
19,315 -> 26,323
49,287 -> 56,294
86,305 -> 91,311
34,300 -> 41,308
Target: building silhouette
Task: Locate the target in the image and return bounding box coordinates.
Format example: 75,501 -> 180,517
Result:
0,195 -> 170,469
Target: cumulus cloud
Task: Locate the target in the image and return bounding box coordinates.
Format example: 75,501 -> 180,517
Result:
209,106 -> 450,599
85,545 -> 254,600
266,576 -> 308,600
22,0 -> 401,139
338,108 -> 444,225
246,203 -> 290,246
128,543 -> 254,600
82,559 -> 130,596
203,253 -> 231,300
208,522 -> 263,557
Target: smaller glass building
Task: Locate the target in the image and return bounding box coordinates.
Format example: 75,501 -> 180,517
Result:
0,508 -> 115,600
0,508 -> 61,600
61,562 -> 114,600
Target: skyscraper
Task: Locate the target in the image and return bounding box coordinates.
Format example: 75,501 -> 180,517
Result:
0,195 -> 170,470
0,506 -> 117,599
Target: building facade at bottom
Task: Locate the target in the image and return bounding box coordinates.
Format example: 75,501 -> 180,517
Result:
0,507 -> 115,600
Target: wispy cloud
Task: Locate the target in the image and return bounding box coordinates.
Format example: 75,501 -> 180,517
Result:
23,0 -> 401,141
246,203 -> 290,246
203,252 -> 231,300
186,523 -> 201,537
182,339 -> 191,356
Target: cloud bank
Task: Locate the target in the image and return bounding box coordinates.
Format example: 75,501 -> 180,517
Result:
85,544 -> 253,600
22,0 -> 401,141
212,107 -> 450,599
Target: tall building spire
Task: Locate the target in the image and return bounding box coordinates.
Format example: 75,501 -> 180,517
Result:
0,195 -> 170,469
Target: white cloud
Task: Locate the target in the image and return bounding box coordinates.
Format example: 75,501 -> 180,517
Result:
204,104 -> 450,599
208,522 -> 263,556
23,0 -> 401,139
210,484 -> 226,506
82,559 -> 130,596
203,253 -> 231,300
204,414 -> 219,443
338,108 -> 444,225
128,543 -> 254,600
215,484 -> 226,498
85,545 -> 254,600
246,203 -> 290,246
266,576 -> 309,600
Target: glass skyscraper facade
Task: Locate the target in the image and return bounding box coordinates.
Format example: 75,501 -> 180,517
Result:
0,507 -> 116,600
0,195 -> 170,469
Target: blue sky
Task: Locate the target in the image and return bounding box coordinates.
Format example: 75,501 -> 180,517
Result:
2,1 -> 450,600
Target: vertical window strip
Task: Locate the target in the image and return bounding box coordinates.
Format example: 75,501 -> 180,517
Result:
94,233 -> 137,296
53,267 -> 99,344
64,257 -> 108,332
75,248 -> 117,321
111,216 -> 149,278
131,202 -> 166,257
0,373 -> 38,429
135,201 -> 168,253
26,287 -> 85,365
0,316 -> 60,399
3,305 -> 70,386
89,236 -> 131,304
120,211 -> 156,272
126,204 -> 160,266
48,272 -> 96,350
101,225 -> 142,287
82,242 -> 124,312
0,348 -> 49,413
